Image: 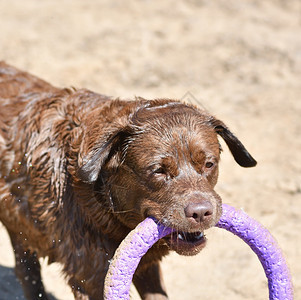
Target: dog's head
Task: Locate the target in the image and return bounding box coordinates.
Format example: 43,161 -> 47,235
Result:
78,100 -> 256,255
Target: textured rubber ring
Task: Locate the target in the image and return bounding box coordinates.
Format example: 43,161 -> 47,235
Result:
104,204 -> 293,299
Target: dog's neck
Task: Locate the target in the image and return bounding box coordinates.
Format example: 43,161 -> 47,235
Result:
71,179 -> 131,242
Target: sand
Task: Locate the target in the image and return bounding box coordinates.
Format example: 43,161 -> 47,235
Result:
0,0 -> 300,299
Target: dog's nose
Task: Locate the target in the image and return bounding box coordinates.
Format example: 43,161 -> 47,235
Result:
184,202 -> 213,224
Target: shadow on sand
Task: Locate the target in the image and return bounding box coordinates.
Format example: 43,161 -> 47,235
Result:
0,265 -> 57,300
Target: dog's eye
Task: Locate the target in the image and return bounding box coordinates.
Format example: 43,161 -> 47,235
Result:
153,167 -> 166,175
205,162 -> 214,169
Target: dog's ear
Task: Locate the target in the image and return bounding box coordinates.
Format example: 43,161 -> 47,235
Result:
209,118 -> 257,167
78,127 -> 132,183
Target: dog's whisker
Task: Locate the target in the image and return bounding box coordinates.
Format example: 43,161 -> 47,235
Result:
112,209 -> 135,214
109,184 -> 129,191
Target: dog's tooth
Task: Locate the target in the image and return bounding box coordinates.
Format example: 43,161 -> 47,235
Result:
196,232 -> 204,240
178,233 -> 184,240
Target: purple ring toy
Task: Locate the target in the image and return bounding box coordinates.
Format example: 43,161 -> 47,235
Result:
104,204 -> 293,299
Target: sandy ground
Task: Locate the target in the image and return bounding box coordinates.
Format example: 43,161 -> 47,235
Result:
0,0 -> 301,299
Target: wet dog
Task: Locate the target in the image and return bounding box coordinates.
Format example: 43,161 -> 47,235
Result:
0,62 -> 256,299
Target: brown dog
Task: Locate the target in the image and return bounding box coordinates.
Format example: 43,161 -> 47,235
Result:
0,61 -> 256,299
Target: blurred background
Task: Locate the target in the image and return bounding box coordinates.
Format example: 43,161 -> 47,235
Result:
0,0 -> 300,299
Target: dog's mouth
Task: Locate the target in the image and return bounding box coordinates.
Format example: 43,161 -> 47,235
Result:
163,230 -> 206,256
176,231 -> 205,243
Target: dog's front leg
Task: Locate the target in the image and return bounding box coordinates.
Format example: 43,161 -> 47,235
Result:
8,231 -> 49,300
133,262 -> 168,300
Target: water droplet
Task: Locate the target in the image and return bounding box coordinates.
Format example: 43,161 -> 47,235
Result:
17,186 -> 21,189
18,162 -> 22,165
19,231 -> 23,235
24,276 -> 29,281
38,293 -> 42,298
32,280 -> 37,285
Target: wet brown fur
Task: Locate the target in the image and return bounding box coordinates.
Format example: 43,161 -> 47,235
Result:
0,62 -> 256,299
